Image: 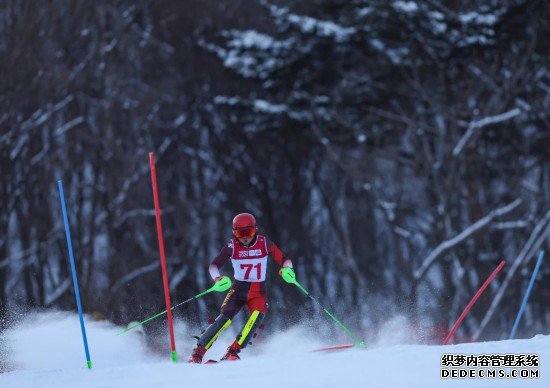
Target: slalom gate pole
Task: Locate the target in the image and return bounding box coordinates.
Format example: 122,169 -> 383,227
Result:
509,251 -> 545,340
57,180 -> 92,369
149,153 -> 177,363
119,277 -> 232,335
285,275 -> 366,347
443,260 -> 506,345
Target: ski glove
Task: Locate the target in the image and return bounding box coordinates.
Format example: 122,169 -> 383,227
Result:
279,267 -> 296,284
213,276 -> 232,292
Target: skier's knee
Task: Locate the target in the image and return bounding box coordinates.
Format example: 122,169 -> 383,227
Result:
235,310 -> 265,349
198,313 -> 232,349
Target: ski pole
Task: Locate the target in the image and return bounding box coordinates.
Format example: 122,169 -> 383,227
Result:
119,276 -> 232,335
279,268 -> 366,348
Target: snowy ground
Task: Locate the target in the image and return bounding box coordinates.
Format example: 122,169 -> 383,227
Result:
0,312 -> 547,388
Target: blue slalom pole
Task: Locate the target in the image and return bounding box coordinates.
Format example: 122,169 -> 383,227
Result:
57,180 -> 92,369
509,251 -> 545,340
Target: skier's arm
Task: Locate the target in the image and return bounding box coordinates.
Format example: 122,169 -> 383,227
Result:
209,243 -> 232,281
266,239 -> 293,268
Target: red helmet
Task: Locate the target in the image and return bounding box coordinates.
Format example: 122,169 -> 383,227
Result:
232,213 -> 258,239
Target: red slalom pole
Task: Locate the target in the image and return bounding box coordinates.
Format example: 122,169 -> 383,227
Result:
149,152 -> 178,362
443,260 -> 506,345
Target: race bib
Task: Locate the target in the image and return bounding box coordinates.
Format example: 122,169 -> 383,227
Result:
231,257 -> 268,282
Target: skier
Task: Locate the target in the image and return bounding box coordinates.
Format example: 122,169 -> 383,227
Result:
188,212 -> 294,363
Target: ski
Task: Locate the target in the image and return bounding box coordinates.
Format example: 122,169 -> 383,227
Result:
203,357 -> 241,364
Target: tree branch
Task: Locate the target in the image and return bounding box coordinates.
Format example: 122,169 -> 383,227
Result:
473,210 -> 550,340
44,278 -> 71,306
452,108 -> 521,156
109,261 -> 159,295
414,198 -> 522,280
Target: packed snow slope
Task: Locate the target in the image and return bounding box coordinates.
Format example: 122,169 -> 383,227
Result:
0,312 -> 547,388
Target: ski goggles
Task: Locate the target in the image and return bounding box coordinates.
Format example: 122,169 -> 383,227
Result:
233,227 -> 256,239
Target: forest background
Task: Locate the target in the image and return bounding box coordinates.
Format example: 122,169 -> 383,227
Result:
1,0 -> 548,345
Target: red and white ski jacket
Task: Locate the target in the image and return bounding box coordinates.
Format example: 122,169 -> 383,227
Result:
209,235 -> 292,282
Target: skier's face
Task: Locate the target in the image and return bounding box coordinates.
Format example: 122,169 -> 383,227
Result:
237,235 -> 254,245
